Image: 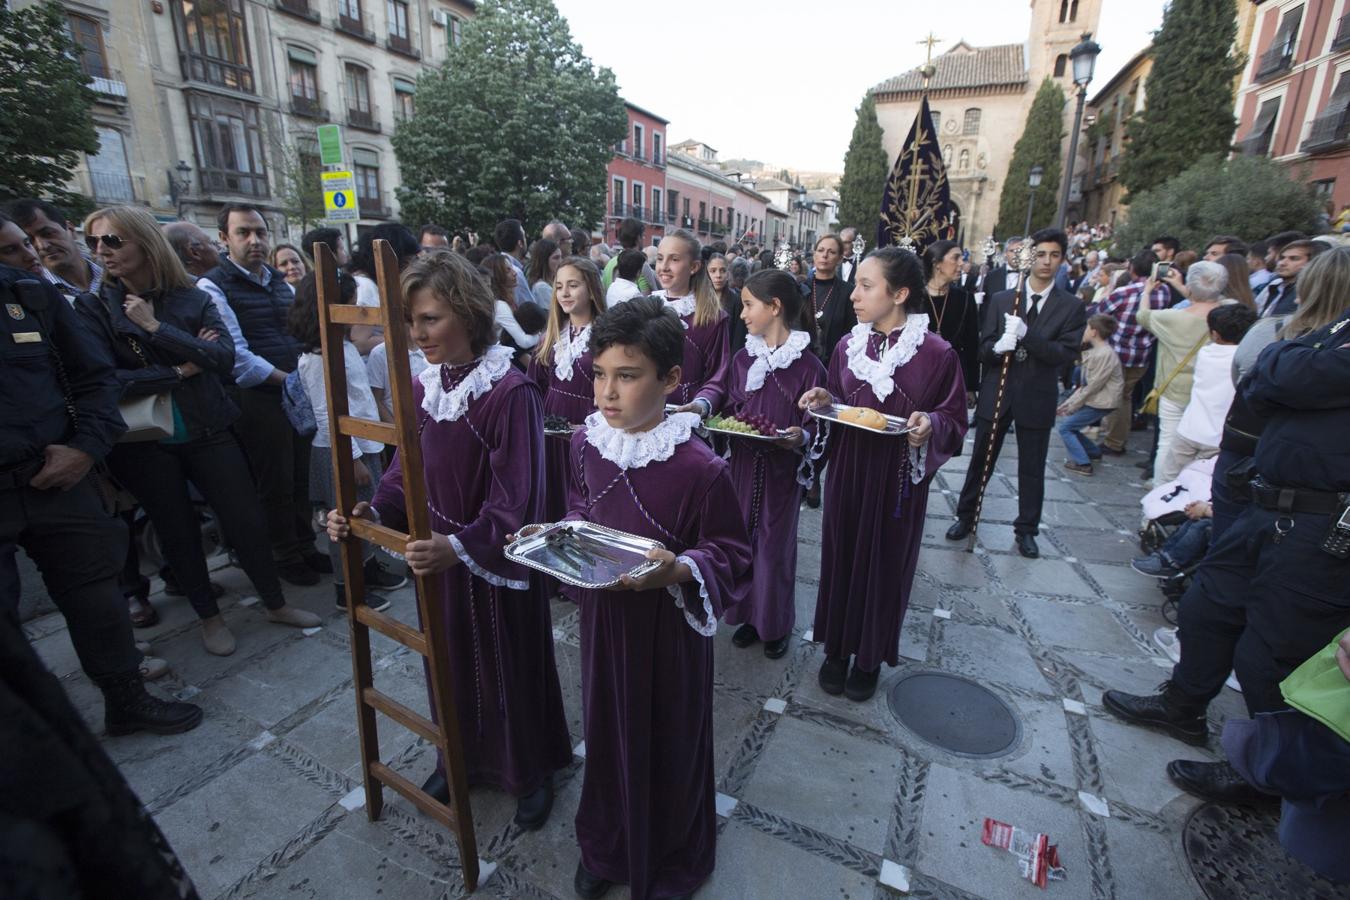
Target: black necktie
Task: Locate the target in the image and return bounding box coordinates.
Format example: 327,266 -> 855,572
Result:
1026,293 -> 1042,326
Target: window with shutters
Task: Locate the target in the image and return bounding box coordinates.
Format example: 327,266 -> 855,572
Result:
67,14 -> 109,79
345,64 -> 377,130
393,78 -> 416,122
186,91 -> 268,196
1304,71 -> 1350,150
172,0 -> 254,93
1257,6 -> 1303,80
353,148 -> 381,212
1243,97 -> 1281,156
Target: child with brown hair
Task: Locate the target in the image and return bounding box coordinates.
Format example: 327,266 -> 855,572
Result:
1056,313 -> 1125,476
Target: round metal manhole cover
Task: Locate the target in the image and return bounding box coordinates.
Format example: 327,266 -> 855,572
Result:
1184,802 -> 1350,899
887,671 -> 1021,758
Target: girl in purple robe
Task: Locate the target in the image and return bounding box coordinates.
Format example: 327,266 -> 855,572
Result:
652,229 -> 731,412
526,256 -> 608,523
800,247 -> 968,702
325,252 -> 571,829
712,268 -> 827,659
558,297 -> 751,900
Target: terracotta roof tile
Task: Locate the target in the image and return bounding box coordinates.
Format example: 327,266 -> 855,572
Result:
873,41 -> 1027,95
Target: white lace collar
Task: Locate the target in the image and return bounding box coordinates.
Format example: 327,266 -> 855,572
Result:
418,344 -> 514,423
583,410 -> 700,470
553,323 -> 591,381
845,314 -> 929,401
653,289 -> 696,318
745,330 -> 811,393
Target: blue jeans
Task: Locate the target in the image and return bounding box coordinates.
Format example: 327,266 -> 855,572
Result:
1161,518 -> 1212,568
1057,406 -> 1111,465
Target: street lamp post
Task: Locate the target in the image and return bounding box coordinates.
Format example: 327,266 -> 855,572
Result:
1055,32 -> 1101,230
169,160 -> 192,219
1024,164 -> 1044,237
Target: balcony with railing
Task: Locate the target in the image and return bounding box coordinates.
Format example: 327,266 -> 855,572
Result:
652,151 -> 664,167
89,70 -> 128,102
90,170 -> 135,203
179,51 -> 254,93
336,9 -> 376,43
290,91 -> 329,120
274,0 -> 321,22
358,196 -> 390,218
1333,12 -> 1350,50
1255,40 -> 1296,82
346,104 -> 380,132
1301,108 -> 1350,152
199,167 -> 269,198
610,199 -> 626,217
628,204 -> 645,221
647,206 -> 663,225
386,33 -> 421,59
697,217 -> 711,233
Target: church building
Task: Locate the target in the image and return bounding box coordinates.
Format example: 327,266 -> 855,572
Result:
870,0 -> 1102,244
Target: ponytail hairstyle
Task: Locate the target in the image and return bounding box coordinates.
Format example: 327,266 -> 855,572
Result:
867,246 -> 930,316
665,228 -> 721,328
744,268 -> 818,346
535,256 -> 607,365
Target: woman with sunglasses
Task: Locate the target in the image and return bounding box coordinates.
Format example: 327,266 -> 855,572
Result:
77,206 -> 321,657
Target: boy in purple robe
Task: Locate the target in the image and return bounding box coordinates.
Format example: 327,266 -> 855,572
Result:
706,268 -> 827,659
559,297 -> 752,899
326,252 -> 571,830
801,247 -> 968,701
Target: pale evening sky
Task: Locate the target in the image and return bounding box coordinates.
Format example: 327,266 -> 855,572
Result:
551,0 -> 1170,173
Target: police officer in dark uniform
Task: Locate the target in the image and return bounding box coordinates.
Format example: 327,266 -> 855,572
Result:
0,251 -> 202,736
1102,265 -> 1350,803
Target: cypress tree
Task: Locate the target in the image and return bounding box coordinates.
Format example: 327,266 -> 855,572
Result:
1119,0 -> 1241,199
994,78 -> 1065,238
836,93 -> 889,234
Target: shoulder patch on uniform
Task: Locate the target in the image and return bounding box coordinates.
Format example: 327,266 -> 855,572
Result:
6,303 -> 25,320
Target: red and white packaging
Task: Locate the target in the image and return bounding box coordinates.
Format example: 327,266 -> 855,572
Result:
981,818 -> 1067,889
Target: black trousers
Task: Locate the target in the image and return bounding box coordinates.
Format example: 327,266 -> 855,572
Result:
1172,502 -> 1350,717
0,476 -> 140,683
955,416 -> 1051,535
108,432 -> 284,618
235,386 -> 314,566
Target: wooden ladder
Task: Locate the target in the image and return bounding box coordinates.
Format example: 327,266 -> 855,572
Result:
312,240 -> 480,890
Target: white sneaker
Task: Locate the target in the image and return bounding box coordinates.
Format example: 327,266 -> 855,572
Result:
1153,626 -> 1181,663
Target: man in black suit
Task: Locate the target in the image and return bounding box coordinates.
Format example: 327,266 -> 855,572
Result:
838,226 -> 860,289
947,228 -> 1087,559
979,236 -> 1024,299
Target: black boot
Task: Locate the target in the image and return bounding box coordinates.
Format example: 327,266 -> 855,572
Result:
844,663 -> 880,702
731,623 -> 759,648
818,656 -> 847,695
573,860 -> 612,899
421,769 -> 450,805
514,775 -> 553,830
100,672 -> 203,736
1166,760 -> 1277,805
1102,682 -> 1208,746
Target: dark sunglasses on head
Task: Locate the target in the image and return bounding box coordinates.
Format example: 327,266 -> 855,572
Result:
85,233 -> 125,251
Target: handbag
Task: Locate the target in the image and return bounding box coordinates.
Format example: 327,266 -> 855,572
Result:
1140,332 -> 1208,417
118,333 -> 175,442
281,369 -> 317,438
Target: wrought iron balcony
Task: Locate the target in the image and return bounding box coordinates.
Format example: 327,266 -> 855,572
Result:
1254,41 -> 1295,82
90,170 -> 135,203
336,9 -> 376,43
274,0 -> 321,23
290,92 -> 328,120
346,104 -> 380,133
1301,108 -> 1350,152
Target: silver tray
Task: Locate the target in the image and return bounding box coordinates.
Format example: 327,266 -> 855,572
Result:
544,425 -> 581,439
504,521 -> 665,589
700,419 -> 791,442
808,403 -> 913,437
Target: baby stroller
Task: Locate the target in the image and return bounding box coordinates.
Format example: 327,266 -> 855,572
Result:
1136,458 -> 1216,623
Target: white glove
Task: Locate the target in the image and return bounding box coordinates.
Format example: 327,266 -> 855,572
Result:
993,333 -> 1018,355
1004,314 -> 1028,339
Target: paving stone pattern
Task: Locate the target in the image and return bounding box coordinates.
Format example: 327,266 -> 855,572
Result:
25,433 -> 1335,899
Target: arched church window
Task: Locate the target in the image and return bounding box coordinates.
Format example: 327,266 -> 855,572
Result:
963,108 -> 981,134
1055,54 -> 1068,77
1059,0 -> 1069,23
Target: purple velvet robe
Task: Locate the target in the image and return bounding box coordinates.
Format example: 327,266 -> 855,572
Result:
670,308 -> 731,409
526,334 -> 595,523
813,329 -> 968,671
565,429 -> 752,899
717,347 -> 827,642
372,365 -> 572,797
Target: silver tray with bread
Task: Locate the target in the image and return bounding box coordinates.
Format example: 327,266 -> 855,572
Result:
808,403 -> 913,436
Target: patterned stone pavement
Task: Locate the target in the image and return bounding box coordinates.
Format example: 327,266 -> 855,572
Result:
24,430 -> 1342,899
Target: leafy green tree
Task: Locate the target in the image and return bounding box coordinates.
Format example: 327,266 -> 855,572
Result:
0,2 -> 99,209
1113,154 -> 1320,254
1119,0 -> 1242,199
272,135 -> 326,235
836,92 -> 888,233
392,0 -> 626,234
994,78 -> 1064,238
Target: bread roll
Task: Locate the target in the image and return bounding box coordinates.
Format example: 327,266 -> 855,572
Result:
840,407 -> 888,430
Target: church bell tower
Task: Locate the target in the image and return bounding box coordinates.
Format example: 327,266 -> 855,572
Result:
1027,0 -> 1104,90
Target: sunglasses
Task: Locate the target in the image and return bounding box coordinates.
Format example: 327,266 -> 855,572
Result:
85,233 -> 126,251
